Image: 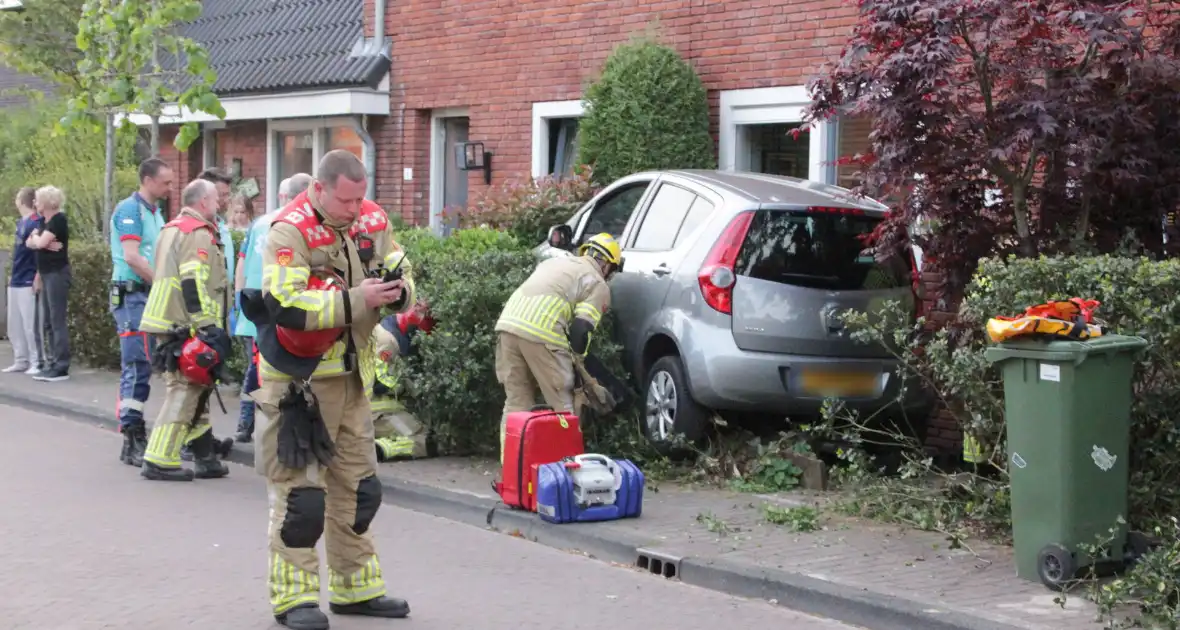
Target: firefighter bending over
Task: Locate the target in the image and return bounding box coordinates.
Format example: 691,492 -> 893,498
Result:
493,232 -> 621,461
370,300 -> 431,462
241,149 -> 415,630
137,179 -> 233,482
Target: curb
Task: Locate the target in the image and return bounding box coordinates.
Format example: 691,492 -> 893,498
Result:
0,384 -> 1024,630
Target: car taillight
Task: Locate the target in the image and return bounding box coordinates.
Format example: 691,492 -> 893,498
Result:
699,211 -> 755,315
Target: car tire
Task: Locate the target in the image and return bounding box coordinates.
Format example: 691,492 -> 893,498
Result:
642,355 -> 710,452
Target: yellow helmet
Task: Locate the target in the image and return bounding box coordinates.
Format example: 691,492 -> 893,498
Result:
578,232 -> 622,266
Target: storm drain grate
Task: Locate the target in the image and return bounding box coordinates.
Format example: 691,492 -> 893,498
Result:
635,548 -> 680,580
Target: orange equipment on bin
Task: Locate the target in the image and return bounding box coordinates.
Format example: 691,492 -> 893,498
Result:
986,298 -> 1105,343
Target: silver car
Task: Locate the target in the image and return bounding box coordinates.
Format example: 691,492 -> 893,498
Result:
540,170 -> 929,448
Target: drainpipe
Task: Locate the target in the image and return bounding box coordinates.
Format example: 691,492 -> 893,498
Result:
353,115 -> 377,200
374,0 -> 385,55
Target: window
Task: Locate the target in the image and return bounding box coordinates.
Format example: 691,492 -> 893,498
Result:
675,196 -> 715,248
278,131 -> 314,180
735,209 -> 911,291
327,126 -> 364,161
631,184 -> 697,251
581,183 -> 649,242
739,122 -> 810,179
547,118 -> 580,177
837,115 -> 873,189
531,100 -> 585,178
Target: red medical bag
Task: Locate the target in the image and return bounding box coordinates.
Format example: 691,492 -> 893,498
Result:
495,406 -> 583,511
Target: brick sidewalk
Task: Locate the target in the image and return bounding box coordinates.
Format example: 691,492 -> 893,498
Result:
0,344 -> 1106,630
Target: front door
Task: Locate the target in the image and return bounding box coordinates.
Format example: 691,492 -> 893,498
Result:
438,117 -> 470,236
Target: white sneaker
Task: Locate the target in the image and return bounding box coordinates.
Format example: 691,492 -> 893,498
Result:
2,364 -> 29,373
24,366 -> 41,376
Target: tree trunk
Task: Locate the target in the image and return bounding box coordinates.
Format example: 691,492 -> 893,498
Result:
103,113 -> 115,240
150,115 -> 160,155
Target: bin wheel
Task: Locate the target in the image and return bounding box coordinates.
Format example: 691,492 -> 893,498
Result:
1037,544 -> 1076,591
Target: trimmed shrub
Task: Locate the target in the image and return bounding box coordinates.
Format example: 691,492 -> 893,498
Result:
578,35 -> 715,184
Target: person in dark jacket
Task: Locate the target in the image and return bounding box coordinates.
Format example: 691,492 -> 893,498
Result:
24,186 -> 71,382
4,187 -> 45,375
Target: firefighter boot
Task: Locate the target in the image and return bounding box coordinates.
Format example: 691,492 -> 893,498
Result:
118,430 -> 131,464
190,432 -> 229,479
276,604 -> 329,630
140,461 -> 195,482
124,424 -> 148,468
330,596 -> 410,619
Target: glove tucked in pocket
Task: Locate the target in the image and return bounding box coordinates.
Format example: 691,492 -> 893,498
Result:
276,382 -> 336,470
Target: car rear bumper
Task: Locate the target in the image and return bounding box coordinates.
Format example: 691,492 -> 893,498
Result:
680,325 -> 931,416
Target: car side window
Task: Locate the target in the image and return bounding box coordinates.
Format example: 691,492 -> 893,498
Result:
672,196 -> 715,249
581,183 -> 649,242
630,183 -> 698,252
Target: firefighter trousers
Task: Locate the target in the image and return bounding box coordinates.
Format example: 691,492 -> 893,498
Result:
254,372 -> 386,616
494,332 -> 575,462
142,371 -> 212,469
373,409 -> 427,460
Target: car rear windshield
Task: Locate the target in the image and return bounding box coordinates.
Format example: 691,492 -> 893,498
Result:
734,209 -> 912,291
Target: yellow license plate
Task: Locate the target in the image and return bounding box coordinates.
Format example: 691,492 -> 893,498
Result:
799,371 -> 877,397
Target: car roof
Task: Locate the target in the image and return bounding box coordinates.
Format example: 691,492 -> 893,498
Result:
648,169 -> 890,214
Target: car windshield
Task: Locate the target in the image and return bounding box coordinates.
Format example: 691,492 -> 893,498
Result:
734,209 -> 911,291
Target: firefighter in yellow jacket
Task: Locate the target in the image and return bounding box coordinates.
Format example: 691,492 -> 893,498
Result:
493,233 -> 621,461
240,150 -> 415,630
371,315 -> 428,461
137,179 -> 233,482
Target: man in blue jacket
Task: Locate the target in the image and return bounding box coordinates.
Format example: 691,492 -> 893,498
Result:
111,158 -> 172,466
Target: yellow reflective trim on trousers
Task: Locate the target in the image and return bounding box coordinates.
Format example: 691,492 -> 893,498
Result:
183,423 -> 211,445
574,302 -> 602,326
270,552 -> 321,614
328,555 -> 386,605
143,423 -> 185,468
141,277 -> 182,330
376,436 -> 414,458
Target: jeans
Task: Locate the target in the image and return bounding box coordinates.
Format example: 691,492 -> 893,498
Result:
238,338 -> 258,433
113,291 -> 154,429
38,265 -> 71,373
6,286 -> 41,369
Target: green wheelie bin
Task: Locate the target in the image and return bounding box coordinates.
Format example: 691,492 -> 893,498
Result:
984,334 -> 1148,590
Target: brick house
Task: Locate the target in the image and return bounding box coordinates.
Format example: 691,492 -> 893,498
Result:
137,0 -> 873,226
140,1 -> 963,451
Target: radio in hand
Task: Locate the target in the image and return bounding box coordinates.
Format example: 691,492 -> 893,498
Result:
367,253 -> 406,284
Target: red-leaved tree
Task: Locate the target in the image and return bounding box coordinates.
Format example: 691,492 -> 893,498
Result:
807,0 -> 1180,298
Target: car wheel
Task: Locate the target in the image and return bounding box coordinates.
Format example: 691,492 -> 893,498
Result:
643,355 -> 710,450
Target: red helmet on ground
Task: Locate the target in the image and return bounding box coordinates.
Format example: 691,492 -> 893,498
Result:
276,271 -> 347,358
179,337 -> 219,386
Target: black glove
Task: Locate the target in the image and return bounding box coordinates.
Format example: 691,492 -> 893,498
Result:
373,379 -> 393,398
151,328 -> 187,374
276,382 -> 336,470
197,326 -> 233,383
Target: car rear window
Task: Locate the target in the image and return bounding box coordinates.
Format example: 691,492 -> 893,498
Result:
734,209 -> 912,291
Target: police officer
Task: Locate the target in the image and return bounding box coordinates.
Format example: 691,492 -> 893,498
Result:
493,233 -> 621,461
241,150 -> 414,629
371,311 -> 429,462
137,179 -> 233,482
111,158 -> 173,467
233,173 -> 314,442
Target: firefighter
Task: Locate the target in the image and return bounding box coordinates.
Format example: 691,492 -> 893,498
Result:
137,179 -> 233,482
351,197 -> 407,277
240,150 -> 414,630
371,308 -> 429,462
493,232 -> 621,461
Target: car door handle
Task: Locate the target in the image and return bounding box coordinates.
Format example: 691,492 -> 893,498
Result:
652,264 -> 671,277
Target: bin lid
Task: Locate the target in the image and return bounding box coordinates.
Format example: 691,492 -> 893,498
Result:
983,334 -> 1149,365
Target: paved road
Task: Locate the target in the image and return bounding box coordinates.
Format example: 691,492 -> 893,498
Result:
0,407 -> 859,630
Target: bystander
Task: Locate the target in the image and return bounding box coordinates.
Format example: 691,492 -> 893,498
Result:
25,186 -> 70,382
4,187 -> 45,375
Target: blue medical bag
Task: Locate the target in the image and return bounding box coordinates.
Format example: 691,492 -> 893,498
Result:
535,454 -> 644,524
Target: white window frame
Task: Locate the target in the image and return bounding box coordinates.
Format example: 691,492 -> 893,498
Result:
201,121 -> 228,171
718,85 -> 838,184
531,100 -> 585,179
265,117 -> 368,211
429,107 -> 470,234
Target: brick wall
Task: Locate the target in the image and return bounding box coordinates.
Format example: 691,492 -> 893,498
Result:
155,121 -> 268,216
376,0 -> 856,223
